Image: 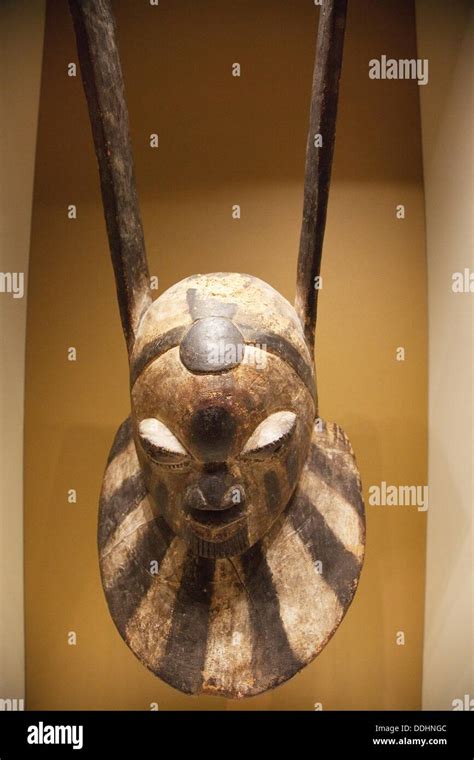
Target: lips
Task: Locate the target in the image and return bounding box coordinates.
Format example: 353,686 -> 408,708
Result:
183,480 -> 247,540
188,502 -> 245,529
186,499 -> 247,542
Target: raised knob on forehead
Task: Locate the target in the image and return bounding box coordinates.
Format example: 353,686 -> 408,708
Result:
179,316 -> 245,374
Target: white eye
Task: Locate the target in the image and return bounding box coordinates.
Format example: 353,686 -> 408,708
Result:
241,411 -> 297,460
139,418 -> 189,468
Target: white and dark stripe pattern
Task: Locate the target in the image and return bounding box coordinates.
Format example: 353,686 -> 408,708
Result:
129,274 -> 316,401
70,0 -> 359,700
99,416 -> 365,697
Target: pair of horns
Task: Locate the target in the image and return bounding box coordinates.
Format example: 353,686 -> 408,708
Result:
69,0 -> 347,358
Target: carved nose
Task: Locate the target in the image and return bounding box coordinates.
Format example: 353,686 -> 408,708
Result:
184,478 -> 246,512
200,473 -> 229,507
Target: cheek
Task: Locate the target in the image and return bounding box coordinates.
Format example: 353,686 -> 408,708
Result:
240,436 -> 307,532
284,446 -> 301,490
263,470 -> 284,515
286,420 -> 313,487
241,456 -> 295,518
140,457 -> 189,521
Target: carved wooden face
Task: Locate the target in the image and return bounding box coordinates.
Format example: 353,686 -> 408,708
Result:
72,0 -> 363,698
99,274 -> 364,697
129,274 -> 316,558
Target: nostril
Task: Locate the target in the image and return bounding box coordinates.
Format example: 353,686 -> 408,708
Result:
183,485 -> 207,511
185,477 -> 245,513
222,484 -> 246,509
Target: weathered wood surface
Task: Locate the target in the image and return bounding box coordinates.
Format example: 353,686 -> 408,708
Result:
69,0 -> 151,353
129,274 -> 316,561
69,0 -> 365,699
99,416 -> 365,698
295,0 -> 348,353
130,272 -> 315,396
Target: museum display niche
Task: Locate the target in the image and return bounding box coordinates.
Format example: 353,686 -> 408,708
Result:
69,0 -> 365,697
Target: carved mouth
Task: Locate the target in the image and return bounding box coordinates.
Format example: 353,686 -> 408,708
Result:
187,504 -> 246,531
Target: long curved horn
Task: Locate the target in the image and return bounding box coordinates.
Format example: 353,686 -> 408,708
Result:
295,0 -> 348,354
69,0 -> 151,355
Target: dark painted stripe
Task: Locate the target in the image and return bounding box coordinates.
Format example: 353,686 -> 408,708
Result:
130,324 -> 186,386
130,322 -> 315,397
289,491 -> 361,608
102,516 -> 173,638
106,417 -> 133,465
98,471 -> 147,549
240,543 -> 300,687
159,553 -> 215,694
285,447 -> 299,489
264,470 -> 281,515
237,325 -> 316,400
308,441 -> 364,519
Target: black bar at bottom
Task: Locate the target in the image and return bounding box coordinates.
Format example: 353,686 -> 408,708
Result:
0,710 -> 471,757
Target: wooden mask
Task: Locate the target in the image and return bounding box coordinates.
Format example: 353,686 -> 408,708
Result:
70,0 -> 365,698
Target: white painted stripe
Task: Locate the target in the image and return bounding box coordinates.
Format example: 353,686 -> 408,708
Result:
302,469 -> 364,560
201,559 -> 254,697
100,496 -> 154,588
264,518 -> 343,663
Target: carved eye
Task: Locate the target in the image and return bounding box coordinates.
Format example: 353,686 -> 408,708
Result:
241,411 -> 297,460
138,418 -> 189,469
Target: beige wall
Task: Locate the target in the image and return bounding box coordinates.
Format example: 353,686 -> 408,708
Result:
23,0 -> 428,710
0,1 -> 45,700
416,0 -> 474,710
1,0 -> 468,713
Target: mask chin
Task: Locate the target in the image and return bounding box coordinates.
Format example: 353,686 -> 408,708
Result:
185,523 -> 251,560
